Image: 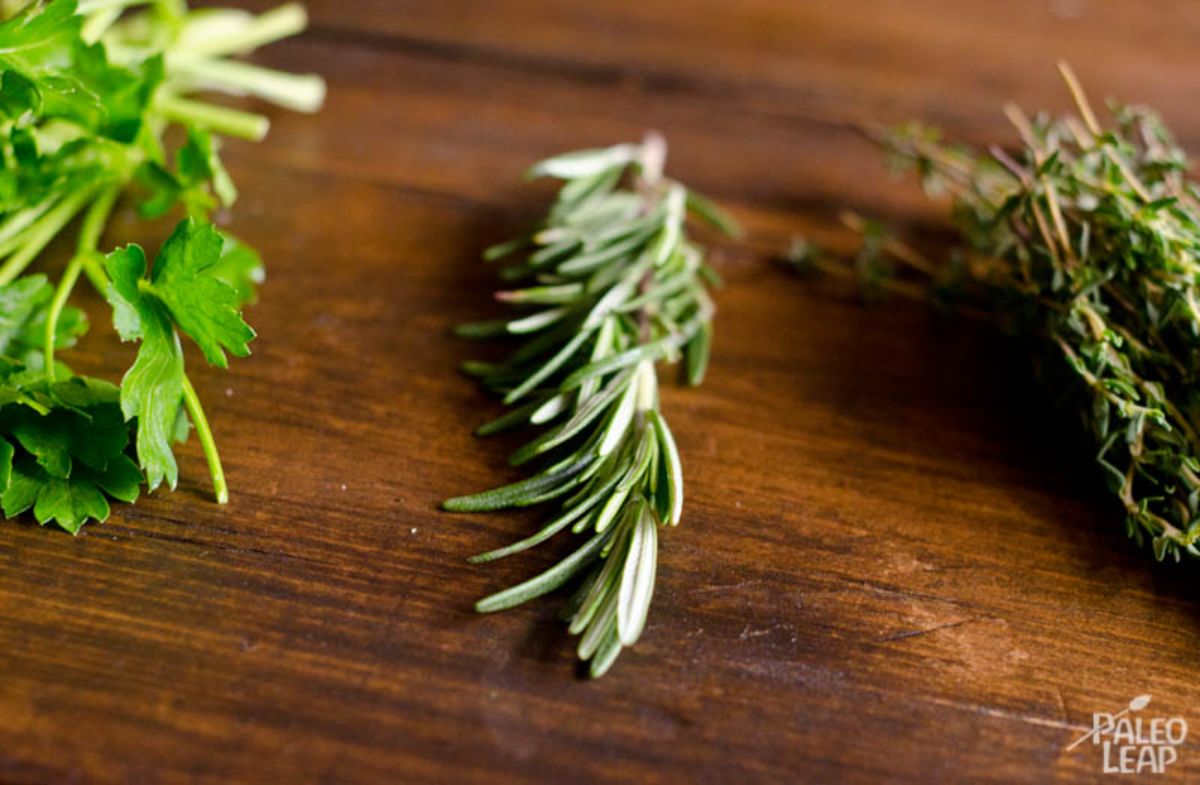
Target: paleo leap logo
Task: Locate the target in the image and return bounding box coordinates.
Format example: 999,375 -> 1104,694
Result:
1066,695 -> 1187,774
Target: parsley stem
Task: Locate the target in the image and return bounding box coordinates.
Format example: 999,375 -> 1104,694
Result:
75,185 -> 120,260
81,251 -> 111,296
169,58 -> 325,113
172,4 -> 309,58
43,258 -> 82,383
181,376 -> 229,505
76,0 -> 152,14
0,197 -> 56,255
156,95 -> 270,142
0,186 -> 100,287
77,0 -> 151,39
44,186 -> 121,380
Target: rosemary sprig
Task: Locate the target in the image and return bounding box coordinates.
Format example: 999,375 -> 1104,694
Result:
443,133 -> 737,676
825,64 -> 1200,562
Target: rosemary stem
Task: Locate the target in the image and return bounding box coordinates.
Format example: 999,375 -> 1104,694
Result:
181,376 -> 229,505
639,131 -> 667,187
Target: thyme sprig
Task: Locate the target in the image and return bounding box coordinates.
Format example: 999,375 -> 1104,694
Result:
444,133 -> 737,676
826,64 -> 1200,562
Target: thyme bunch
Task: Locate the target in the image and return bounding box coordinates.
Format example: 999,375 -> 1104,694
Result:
444,133 -> 737,676
830,64 -> 1200,561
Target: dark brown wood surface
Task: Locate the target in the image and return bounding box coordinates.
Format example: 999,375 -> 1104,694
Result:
4,2 -> 1200,783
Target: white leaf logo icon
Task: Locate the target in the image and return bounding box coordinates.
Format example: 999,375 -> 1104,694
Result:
1066,694 -> 1157,752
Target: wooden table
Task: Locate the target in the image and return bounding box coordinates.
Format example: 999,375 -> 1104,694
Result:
4,1 -> 1200,783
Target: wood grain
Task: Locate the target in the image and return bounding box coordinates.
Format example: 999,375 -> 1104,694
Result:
2,1 -> 1199,783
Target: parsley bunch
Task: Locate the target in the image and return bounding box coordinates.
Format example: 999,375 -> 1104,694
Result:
824,64 -> 1200,563
444,134 -> 737,676
0,0 -> 323,532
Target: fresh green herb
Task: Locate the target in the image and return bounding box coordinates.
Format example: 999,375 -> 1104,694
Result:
0,0 -> 323,533
444,133 -> 738,676
824,63 -> 1200,562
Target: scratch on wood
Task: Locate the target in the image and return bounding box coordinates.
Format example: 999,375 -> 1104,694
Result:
879,617 -> 980,643
1054,685 -> 1069,725
925,696 -> 1087,733
739,623 -> 795,641
688,580 -> 763,595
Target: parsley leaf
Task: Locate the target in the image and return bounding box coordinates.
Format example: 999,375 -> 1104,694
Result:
0,367 -> 141,533
105,219 -> 254,491
145,218 -> 256,368
4,451 -> 141,534
0,275 -> 87,363
105,242 -> 186,492
136,129 -> 236,218
210,236 -> 264,307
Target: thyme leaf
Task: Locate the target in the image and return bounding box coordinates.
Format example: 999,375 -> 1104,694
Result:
823,63 -> 1200,562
